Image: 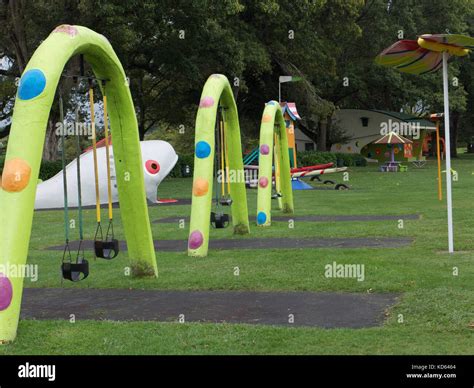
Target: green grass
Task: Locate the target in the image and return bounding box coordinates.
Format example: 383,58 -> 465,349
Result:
2,156 -> 474,354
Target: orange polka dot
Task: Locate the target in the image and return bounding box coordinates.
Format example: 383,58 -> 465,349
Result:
262,114 -> 273,123
193,178 -> 209,197
1,158 -> 31,193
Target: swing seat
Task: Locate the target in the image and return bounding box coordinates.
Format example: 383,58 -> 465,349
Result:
94,239 -> 120,260
62,260 -> 89,282
219,197 -> 233,206
211,212 -> 230,228
272,192 -> 283,199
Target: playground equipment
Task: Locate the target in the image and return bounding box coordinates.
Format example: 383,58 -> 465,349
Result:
188,74 -> 250,257
243,147 -> 259,166
256,101 -> 294,226
373,131 -> 413,172
245,163 -> 348,190
88,80 -> 120,260
279,102 -> 317,190
211,105 -> 232,228
376,33 -> 474,253
57,85 -> 89,281
0,25 -> 158,342
429,113 -> 444,201
280,102 -> 301,168
35,140 -> 177,209
188,75 -> 297,253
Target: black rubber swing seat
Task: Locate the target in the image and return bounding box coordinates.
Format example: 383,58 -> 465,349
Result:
272,192 -> 283,199
211,212 -> 230,229
62,260 -> 89,282
94,239 -> 120,260
219,197 -> 233,206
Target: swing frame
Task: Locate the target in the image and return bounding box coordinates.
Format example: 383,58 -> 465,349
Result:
89,79 -> 120,260
211,105 -> 232,228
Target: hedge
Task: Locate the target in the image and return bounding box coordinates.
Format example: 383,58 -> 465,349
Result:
334,153 -> 368,167
168,150 -> 369,178
0,157 -> 63,181
297,151 -> 367,167
0,151 -> 367,183
169,153 -> 194,178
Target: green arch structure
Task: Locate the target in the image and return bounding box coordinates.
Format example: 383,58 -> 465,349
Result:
188,75 -> 250,257
0,25 -> 157,342
256,102 -> 294,226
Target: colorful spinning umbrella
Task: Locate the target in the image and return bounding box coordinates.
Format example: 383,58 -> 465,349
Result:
376,33 -> 474,253
374,131 -> 412,163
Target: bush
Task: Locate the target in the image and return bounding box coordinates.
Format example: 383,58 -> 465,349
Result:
169,153 -> 194,178
297,151 -> 337,166
39,160 -> 63,180
297,151 -> 367,168
0,158 -> 63,181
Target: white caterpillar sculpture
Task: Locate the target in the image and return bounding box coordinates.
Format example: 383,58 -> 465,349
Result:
35,140 -> 178,209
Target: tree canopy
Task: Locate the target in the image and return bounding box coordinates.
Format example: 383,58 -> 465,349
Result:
1,0 -> 473,157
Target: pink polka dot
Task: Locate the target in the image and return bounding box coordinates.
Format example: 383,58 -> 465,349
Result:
260,144 -> 270,155
0,274 -> 13,311
259,177 -> 269,188
53,25 -> 78,37
199,96 -> 215,108
188,230 -> 204,250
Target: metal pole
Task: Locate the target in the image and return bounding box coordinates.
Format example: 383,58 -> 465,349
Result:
442,52 -> 454,253
278,81 -> 281,103
436,120 -> 442,201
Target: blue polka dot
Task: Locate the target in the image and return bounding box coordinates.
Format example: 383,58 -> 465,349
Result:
257,212 -> 267,225
195,141 -> 211,159
18,69 -> 46,100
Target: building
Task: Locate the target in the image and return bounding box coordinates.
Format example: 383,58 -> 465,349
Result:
330,109 -> 436,161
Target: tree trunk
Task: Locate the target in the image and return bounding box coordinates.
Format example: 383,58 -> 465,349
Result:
137,75 -> 146,140
0,124 -> 11,139
325,115 -> 333,150
317,119 -> 328,151
451,111 -> 459,158
42,118 -> 59,161
7,0 -> 29,73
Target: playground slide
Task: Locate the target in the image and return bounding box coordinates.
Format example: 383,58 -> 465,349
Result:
35,140 -> 178,209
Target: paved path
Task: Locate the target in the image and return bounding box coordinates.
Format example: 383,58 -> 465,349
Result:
45,236 -> 413,252
21,289 -> 399,328
155,214 -> 421,223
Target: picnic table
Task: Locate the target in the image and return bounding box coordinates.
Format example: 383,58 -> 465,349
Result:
380,161 -> 400,172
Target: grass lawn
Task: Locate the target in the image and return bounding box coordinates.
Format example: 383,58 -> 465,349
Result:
1,155 -> 474,355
